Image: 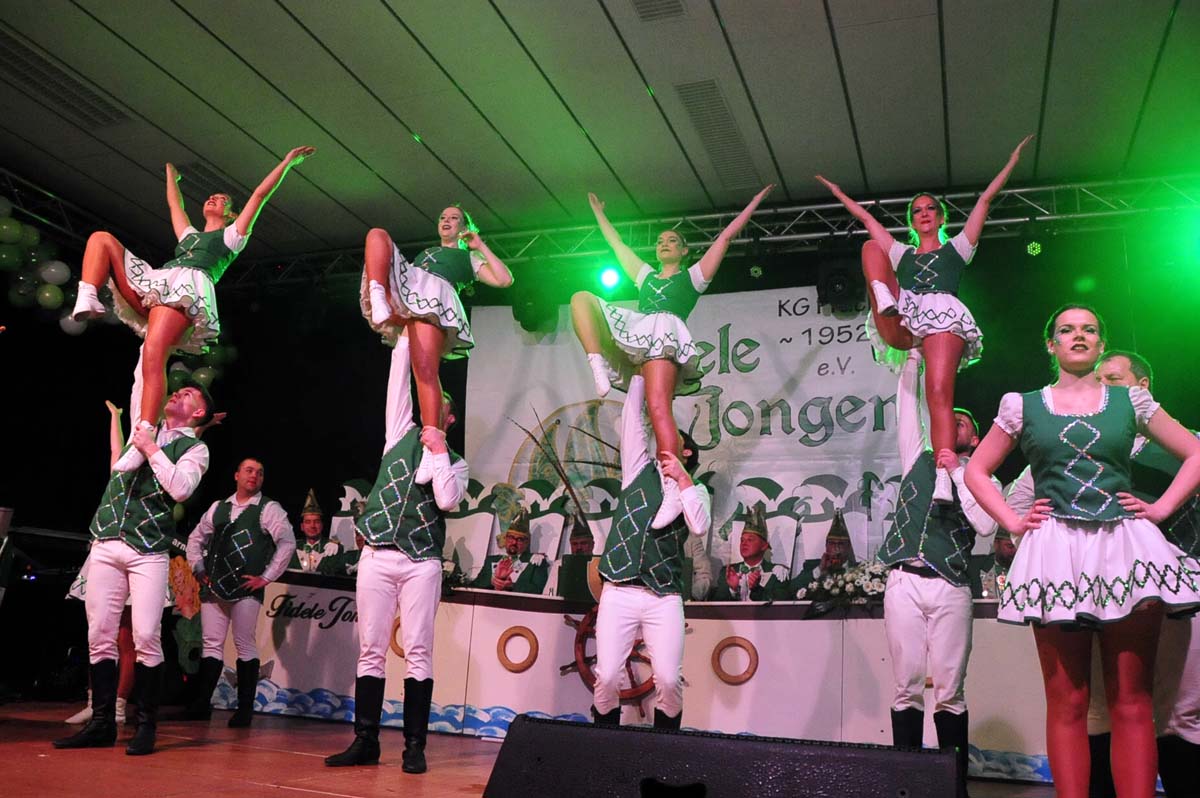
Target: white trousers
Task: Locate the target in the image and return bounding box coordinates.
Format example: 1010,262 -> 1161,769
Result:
356,547 -> 441,680
883,568 -> 973,714
200,597 -> 262,661
85,540 -> 168,666
593,583 -> 684,717
1087,614 -> 1200,744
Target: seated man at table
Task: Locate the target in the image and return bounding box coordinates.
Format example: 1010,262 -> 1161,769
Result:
289,489 -> 342,572
792,513 -> 857,590
712,502 -> 790,602
470,509 -> 548,594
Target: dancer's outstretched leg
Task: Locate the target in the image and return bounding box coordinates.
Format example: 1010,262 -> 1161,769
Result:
365,228 -> 396,325
409,319 -> 447,485
861,242 -> 914,350
644,359 -> 683,529
571,291 -> 619,397
923,331 -> 965,503
74,232 -> 144,321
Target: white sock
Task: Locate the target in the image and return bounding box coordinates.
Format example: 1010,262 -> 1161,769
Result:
71,282 -> 106,321
587,353 -> 614,397
870,280 -> 898,316
368,280 -> 391,324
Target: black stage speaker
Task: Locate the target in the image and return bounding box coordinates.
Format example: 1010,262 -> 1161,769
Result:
484,715 -> 957,797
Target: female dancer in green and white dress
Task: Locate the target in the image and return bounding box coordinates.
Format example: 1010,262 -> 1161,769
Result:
70,146 -> 315,437
817,135 -> 1031,504
361,207 -> 513,481
965,304 -> 1200,798
570,185 -> 773,528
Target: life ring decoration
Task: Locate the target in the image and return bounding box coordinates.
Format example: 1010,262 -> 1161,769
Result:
497,626 -> 539,673
711,636 -> 758,685
561,606 -> 656,713
390,617 -> 405,659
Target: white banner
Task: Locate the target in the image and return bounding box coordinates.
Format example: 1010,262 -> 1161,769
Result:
451,286 -> 902,586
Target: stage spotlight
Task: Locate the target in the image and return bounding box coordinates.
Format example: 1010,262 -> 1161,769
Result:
600,267 -> 619,289
512,291 -> 556,333
1026,240 -> 1042,257
817,258 -> 864,313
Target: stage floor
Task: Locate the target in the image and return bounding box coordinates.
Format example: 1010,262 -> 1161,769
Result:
2,703 -> 1054,797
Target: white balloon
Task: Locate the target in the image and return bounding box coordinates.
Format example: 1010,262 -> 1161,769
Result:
38,259 -> 72,286
59,314 -> 87,336
0,196 -> 11,218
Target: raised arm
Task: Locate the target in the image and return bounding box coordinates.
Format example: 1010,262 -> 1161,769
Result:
461,231 -> 514,288
619,375 -> 651,486
815,176 -> 897,253
588,193 -> 644,282
896,349 -> 928,475
384,334 -> 415,453
234,145 -> 316,237
165,163 -> 192,239
961,135 -> 1033,246
693,184 -> 774,283
106,400 -> 126,468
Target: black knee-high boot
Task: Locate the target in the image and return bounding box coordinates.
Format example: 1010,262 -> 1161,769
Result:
324,676 -> 384,767
402,677 -> 433,774
1157,734 -> 1200,798
653,708 -> 682,730
933,710 -> 970,798
125,663 -> 162,756
184,656 -> 224,721
890,707 -> 924,748
228,658 -> 259,728
1087,732 -> 1116,798
54,660 -> 119,749
592,705 -> 621,726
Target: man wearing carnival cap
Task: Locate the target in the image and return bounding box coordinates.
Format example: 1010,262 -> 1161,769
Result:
591,373 -> 711,729
55,380 -> 215,756
567,513 -> 596,556
470,509 -> 549,594
325,332 -> 467,775
289,489 -> 342,572
713,502 -> 791,602
877,349 -> 999,798
184,457 -> 296,728
793,512 -> 857,590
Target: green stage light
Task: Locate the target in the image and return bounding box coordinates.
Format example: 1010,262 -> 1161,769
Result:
600,267 -> 619,288
1026,240 -> 1042,256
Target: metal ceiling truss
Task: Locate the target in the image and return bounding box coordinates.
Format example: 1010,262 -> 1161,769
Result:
4,168 -> 1196,289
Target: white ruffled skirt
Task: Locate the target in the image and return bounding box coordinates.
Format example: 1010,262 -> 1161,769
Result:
999,516 -> 1200,626
110,249 -> 219,355
597,299 -> 703,396
867,289 -> 983,374
359,242 -> 473,359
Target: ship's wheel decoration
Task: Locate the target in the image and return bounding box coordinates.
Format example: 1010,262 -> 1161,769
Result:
560,607 -> 655,718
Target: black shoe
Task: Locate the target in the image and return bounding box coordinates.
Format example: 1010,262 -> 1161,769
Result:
126,663 -> 162,756
54,660 -> 118,749
933,710 -> 971,798
228,658 -> 259,728
325,676 -> 385,767
652,709 -> 682,730
401,677 -> 433,774
591,705 -> 621,726
184,657 -> 224,721
889,707 -> 923,749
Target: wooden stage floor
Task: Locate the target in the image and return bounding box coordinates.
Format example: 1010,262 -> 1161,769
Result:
2,702 -> 1055,797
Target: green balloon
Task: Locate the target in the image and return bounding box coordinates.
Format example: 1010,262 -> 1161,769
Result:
36,282 -> 64,309
30,241 -> 58,263
167,369 -> 189,392
191,366 -> 217,387
172,503 -> 186,523
0,243 -> 23,271
0,218 -> 20,244
18,225 -> 39,246
8,284 -> 35,308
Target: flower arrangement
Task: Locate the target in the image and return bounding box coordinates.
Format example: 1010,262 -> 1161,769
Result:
795,560 -> 888,615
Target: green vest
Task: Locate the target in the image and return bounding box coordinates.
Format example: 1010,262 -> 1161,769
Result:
712,558 -> 792,601
413,246 -> 475,290
598,462 -> 691,597
203,500 -> 276,603
470,553 -> 549,594
878,450 -> 976,586
637,268 -> 701,321
895,239 -> 967,295
356,426 -> 459,561
164,227 -> 238,283
1132,438 -> 1200,557
90,436 -> 203,555
1020,387 -> 1136,522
